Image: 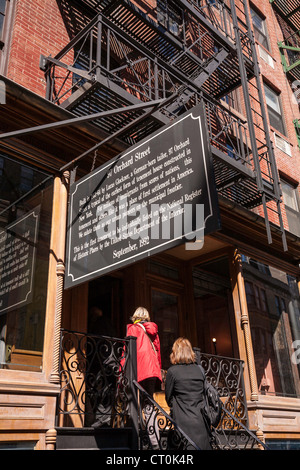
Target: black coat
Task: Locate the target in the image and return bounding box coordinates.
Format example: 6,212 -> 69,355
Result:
165,363 -> 212,450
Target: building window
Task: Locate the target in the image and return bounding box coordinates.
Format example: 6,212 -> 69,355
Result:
250,7 -> 270,51
275,296 -> 287,317
260,288 -> 268,312
245,280 -> 268,312
281,178 -> 300,237
243,256 -> 300,398
281,179 -> 299,212
0,154 -> 53,372
0,0 -> 7,46
157,0 -> 182,38
264,83 -> 286,136
20,166 -> 34,193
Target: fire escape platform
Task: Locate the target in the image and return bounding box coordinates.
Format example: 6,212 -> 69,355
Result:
270,0 -> 300,31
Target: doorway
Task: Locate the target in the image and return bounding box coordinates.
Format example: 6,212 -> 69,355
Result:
192,256 -> 235,358
87,275 -> 124,338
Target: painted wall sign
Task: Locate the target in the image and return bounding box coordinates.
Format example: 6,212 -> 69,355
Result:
65,105 -> 220,289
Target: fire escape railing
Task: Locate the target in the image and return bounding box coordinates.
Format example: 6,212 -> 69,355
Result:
270,0 -> 300,32
294,119 -> 300,149
41,13 -> 253,153
278,30 -> 300,80
41,0 -> 288,250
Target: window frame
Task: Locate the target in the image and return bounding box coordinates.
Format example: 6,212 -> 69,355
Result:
0,0 -> 8,49
281,178 -> 300,213
264,83 -> 286,136
250,6 -> 270,52
280,177 -> 300,236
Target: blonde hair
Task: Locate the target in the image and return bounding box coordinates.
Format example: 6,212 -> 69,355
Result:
170,337 -> 196,365
131,306 -> 150,323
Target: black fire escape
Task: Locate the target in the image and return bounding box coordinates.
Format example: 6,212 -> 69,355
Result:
40,0 -> 287,251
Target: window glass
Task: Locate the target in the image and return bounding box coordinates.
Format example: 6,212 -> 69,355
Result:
242,255 -> 300,398
280,179 -> 300,236
0,154 -> 53,371
157,0 -> 182,38
281,180 -> 299,212
264,84 -> 286,135
0,0 -> 6,39
264,85 -> 280,113
250,7 -> 270,51
0,0 -> 6,12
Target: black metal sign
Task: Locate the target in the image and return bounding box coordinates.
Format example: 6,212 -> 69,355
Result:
65,105 -> 220,289
0,206 -> 40,314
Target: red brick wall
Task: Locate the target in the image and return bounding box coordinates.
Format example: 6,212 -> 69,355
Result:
6,0 -> 70,97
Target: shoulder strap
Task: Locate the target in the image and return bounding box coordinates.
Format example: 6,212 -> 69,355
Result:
137,323 -> 157,355
197,363 -> 207,380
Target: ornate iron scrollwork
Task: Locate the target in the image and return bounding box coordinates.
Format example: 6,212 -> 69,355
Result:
57,329 -> 130,428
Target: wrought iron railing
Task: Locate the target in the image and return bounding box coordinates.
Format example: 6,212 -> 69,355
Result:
211,406 -> 268,450
56,329 -> 135,428
57,330 -> 268,450
134,380 -> 201,450
196,350 -> 248,425
134,379 -> 268,451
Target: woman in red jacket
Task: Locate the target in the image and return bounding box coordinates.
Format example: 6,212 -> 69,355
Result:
126,306 -> 162,448
126,306 -> 162,393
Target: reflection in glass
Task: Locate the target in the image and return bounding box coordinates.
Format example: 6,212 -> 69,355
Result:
0,154 -> 53,371
151,290 -> 179,370
242,255 -> 300,398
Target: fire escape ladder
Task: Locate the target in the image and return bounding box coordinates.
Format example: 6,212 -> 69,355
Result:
230,0 -> 287,251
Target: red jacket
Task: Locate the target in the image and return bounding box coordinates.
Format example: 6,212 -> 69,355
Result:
126,322 -> 162,384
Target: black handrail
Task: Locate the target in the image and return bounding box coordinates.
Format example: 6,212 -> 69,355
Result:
133,380 -> 201,450
212,406 -> 269,450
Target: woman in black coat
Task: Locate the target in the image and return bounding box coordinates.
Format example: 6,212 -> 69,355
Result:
165,337 -> 212,450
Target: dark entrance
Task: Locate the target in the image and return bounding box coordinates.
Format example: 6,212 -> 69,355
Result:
87,275 -> 124,339
193,256 -> 235,358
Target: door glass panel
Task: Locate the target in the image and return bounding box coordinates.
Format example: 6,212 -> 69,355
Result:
151,290 -> 179,370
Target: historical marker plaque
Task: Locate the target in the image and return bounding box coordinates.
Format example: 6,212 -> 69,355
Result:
65,105 -> 220,289
0,207 -> 40,313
